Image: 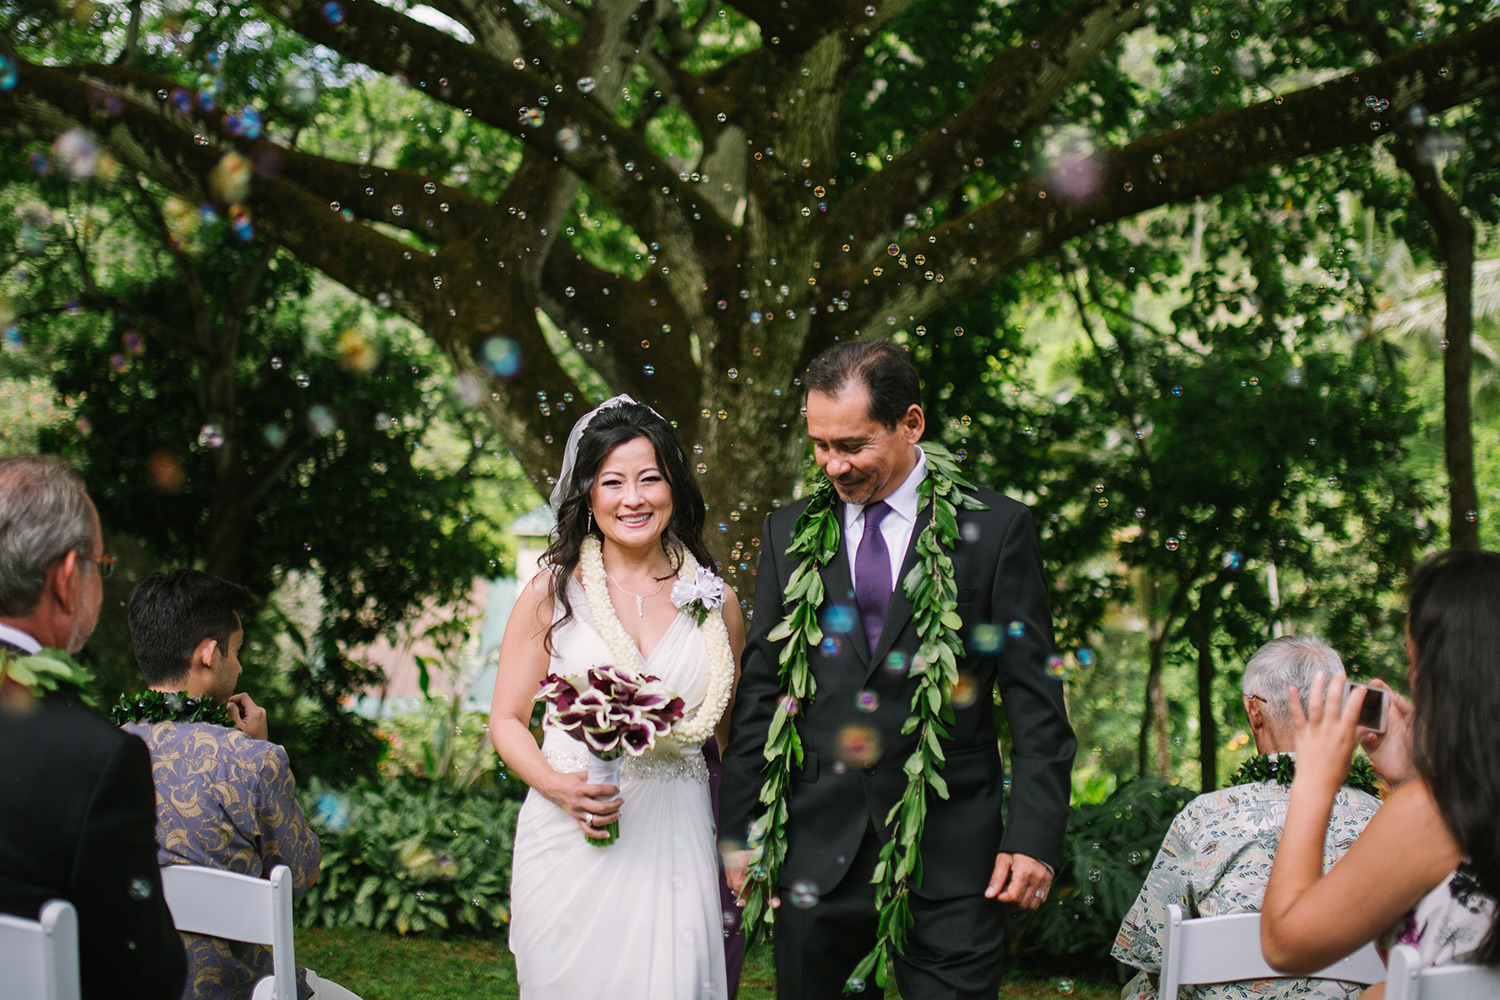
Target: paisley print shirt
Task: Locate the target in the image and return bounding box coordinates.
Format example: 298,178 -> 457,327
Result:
1112,778 -> 1380,1000
122,721 -> 319,1000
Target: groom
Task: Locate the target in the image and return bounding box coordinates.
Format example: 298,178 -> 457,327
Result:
721,340 -> 1076,998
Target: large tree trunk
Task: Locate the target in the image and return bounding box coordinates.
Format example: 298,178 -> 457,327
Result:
1394,136 -> 1479,550
1189,597 -> 1218,793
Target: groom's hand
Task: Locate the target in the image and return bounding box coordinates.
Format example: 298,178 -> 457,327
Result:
985,852 -> 1053,910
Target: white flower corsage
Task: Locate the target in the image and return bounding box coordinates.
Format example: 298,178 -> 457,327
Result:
670,565 -> 726,626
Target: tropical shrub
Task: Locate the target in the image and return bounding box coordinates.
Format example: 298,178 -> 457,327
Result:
1010,776 -> 1197,973
297,776 -> 525,936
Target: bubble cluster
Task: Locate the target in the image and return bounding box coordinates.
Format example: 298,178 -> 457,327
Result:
197,424 -> 225,449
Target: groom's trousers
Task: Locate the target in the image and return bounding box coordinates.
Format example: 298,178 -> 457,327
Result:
773,823 -> 1007,1000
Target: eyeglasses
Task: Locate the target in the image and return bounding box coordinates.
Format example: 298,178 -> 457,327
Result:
1246,694 -> 1268,705
77,552 -> 117,579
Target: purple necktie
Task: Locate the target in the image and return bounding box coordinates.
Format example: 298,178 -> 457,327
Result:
855,501 -> 893,647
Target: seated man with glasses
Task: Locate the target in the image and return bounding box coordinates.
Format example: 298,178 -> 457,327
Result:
0,454 -> 186,1000
1111,635 -> 1382,1000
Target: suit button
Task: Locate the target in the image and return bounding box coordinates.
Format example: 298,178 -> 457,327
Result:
863,764 -> 877,776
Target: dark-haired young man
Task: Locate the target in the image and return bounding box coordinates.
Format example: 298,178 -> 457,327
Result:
118,569 -> 351,1000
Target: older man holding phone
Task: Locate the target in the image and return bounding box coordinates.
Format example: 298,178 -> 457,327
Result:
1111,634 -> 1384,1000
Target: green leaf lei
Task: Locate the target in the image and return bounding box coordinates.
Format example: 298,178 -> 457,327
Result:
0,647 -> 95,703
110,689 -> 234,728
738,442 -> 986,993
1228,752 -> 1383,798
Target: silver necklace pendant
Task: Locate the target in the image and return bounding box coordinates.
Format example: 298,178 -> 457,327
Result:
634,595 -> 645,617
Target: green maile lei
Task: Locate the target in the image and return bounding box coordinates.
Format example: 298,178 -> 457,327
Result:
0,647 -> 95,703
110,689 -> 233,728
1228,752 -> 1382,797
738,442 -> 986,993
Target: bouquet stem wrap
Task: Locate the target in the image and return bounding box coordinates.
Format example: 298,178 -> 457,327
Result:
586,751 -> 624,847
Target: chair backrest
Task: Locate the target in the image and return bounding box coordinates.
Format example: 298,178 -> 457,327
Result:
160,864 -> 295,1000
1160,903 -> 1386,999
0,899 -> 82,1000
1385,942 -> 1500,1000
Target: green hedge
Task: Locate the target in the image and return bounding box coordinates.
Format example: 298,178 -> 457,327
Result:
298,776 -> 524,936
1010,776 -> 1197,973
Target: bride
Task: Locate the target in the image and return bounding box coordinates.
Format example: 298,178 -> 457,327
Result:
489,396 -> 744,999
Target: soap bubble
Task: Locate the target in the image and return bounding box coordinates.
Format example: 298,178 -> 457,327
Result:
968,623 -> 1003,655
836,724 -> 882,765
950,674 -> 979,708
481,336 -> 522,378
854,690 -> 879,713
821,604 -> 857,635
577,77 -> 597,93
788,879 -> 820,908
556,126 -> 581,153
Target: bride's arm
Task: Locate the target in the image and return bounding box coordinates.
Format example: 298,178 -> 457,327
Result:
716,584 -> 746,753
488,571 -> 621,837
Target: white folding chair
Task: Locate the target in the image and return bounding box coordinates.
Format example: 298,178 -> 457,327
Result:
0,899 -> 82,1000
1159,902 -> 1386,999
1385,942 -> 1500,999
160,864 -> 296,1000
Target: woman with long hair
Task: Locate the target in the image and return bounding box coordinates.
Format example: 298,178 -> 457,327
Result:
489,397 -> 743,998
1262,549 -> 1500,993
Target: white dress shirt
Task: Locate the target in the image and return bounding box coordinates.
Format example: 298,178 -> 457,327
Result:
843,446 -> 928,592
0,622 -> 42,653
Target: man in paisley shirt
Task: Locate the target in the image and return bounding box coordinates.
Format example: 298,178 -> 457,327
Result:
119,569 -> 354,1000
1112,635 -> 1381,1000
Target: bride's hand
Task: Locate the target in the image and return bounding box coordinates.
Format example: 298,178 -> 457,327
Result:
547,771 -> 622,839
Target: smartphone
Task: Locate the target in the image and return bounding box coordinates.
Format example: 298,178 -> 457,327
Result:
1344,681 -> 1388,733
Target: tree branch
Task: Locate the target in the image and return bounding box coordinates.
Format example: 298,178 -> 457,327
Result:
830,0 -> 1149,259
260,0 -> 735,272
818,18 -> 1500,343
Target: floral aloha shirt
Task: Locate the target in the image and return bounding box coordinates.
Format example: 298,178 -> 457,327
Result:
123,720 -> 319,1000
1112,775 -> 1380,1000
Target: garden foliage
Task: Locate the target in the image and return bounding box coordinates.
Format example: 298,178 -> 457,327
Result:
1011,777 -> 1197,973
297,776 -> 525,937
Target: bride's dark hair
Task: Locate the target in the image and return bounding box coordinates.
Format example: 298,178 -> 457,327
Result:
1407,548 -> 1500,965
542,401 -> 716,652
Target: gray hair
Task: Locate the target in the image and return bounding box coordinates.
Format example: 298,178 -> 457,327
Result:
0,456 -> 97,616
1242,634 -> 1345,726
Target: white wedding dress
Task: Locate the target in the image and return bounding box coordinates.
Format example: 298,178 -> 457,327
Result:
509,579 -> 728,999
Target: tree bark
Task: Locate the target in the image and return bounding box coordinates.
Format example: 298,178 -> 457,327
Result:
1190,596 -> 1218,793
1393,135 -> 1479,549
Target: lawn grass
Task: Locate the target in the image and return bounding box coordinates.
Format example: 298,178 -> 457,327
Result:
297,927 -> 1118,999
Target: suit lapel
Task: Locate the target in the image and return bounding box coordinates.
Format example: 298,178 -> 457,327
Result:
866,505 -> 926,679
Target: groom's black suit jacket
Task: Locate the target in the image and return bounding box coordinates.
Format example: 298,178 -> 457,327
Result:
722,485 -> 1077,900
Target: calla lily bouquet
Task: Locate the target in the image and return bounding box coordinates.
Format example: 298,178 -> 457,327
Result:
536,665 -> 685,846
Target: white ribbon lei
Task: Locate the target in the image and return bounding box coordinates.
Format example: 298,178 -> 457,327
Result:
579,536 -> 733,746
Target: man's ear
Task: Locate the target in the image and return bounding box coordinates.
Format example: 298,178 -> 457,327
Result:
1244,695 -> 1266,733
901,404 -> 926,443
192,637 -> 220,671
47,550 -> 84,614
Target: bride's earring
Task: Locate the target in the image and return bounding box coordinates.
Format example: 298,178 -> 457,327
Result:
586,508 -> 594,534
